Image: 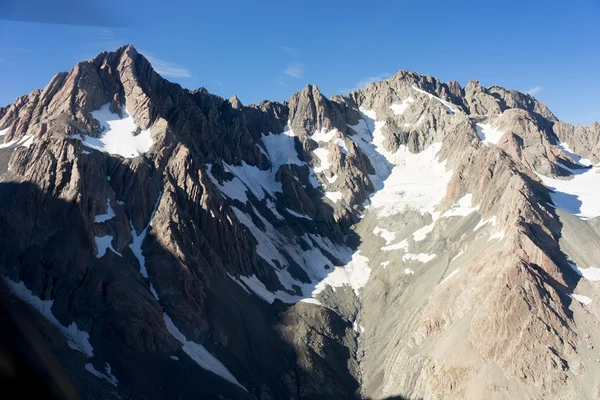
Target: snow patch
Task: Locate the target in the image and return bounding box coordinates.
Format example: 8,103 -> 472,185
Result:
78,104 -> 153,158
325,191 -> 343,203
442,194 -> 479,217
368,143 -> 451,218
285,208 -> 313,220
163,314 -> 246,390
373,227 -> 396,245
476,122 -> 505,146
571,294 -> 592,305
537,147 -> 600,218
404,268 -> 415,275
438,269 -> 460,287
488,231 -> 505,241
261,127 -> 304,171
3,277 -> 94,357
85,363 -> 118,386
311,128 -> 339,144
390,97 -> 415,115
412,85 -> 458,115
130,194 -> 161,278
238,275 -> 276,304
402,253 -> 436,263
313,251 -> 371,296
95,236 -> 122,258
413,223 -> 435,242
382,239 -> 409,252
380,261 -> 390,268
474,216 -> 497,231
94,199 -> 115,223
568,261 -> 600,281
451,251 -> 464,261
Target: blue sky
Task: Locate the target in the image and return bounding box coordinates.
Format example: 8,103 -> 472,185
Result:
1,0 -> 599,125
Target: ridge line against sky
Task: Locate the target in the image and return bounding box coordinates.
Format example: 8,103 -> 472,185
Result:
0,0 -> 599,125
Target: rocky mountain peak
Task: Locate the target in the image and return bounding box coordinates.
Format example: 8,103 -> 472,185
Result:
2,45 -> 600,400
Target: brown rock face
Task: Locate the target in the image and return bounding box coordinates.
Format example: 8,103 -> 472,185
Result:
1,45 -> 598,400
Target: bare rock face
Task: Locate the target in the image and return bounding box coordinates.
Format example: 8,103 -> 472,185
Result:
553,120 -> 600,163
1,45 -> 598,400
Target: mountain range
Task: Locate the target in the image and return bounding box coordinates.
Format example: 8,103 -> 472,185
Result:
1,45 -> 600,399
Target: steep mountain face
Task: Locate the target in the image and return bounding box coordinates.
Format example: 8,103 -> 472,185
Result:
1,45 -> 600,400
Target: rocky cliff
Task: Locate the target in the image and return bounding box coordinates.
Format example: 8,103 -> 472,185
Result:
1,45 -> 600,400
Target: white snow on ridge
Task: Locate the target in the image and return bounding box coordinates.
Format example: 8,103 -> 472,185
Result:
568,261 -> 600,281
438,268 -> 461,287
571,294 -> 592,305
285,207 -> 313,220
325,191 -> 343,203
442,194 -> 479,218
130,194 -> 162,279
0,133 -> 34,149
3,277 -> 94,357
390,97 -> 415,115
237,275 -> 276,303
411,85 -> 458,115
537,147 -> 600,218
94,199 -> 115,223
95,235 -> 122,258
163,314 -> 246,391
475,122 -> 505,146
78,104 -> 153,158
0,128 -> 8,137
205,164 -> 249,203
313,251 -> 371,296
85,363 -> 118,387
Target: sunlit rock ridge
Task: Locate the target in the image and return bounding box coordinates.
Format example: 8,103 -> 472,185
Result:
1,45 -> 600,399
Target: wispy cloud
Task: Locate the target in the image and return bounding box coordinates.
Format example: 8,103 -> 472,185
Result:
338,72 -> 391,94
0,46 -> 31,53
526,86 -> 543,96
280,45 -> 298,57
284,63 -> 304,78
215,80 -> 224,87
145,55 -> 193,79
356,73 -> 391,88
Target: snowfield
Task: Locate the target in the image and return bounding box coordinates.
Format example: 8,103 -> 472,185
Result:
77,104 -> 153,158
537,144 -> 600,219
476,121 -> 505,146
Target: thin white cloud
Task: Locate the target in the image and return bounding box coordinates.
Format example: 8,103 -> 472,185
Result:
145,55 -> 193,79
356,73 -> 391,88
338,72 -> 391,94
284,63 -> 304,78
526,86 -> 543,96
280,45 -> 298,57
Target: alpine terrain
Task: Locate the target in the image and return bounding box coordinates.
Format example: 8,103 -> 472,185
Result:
2,45 -> 600,400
